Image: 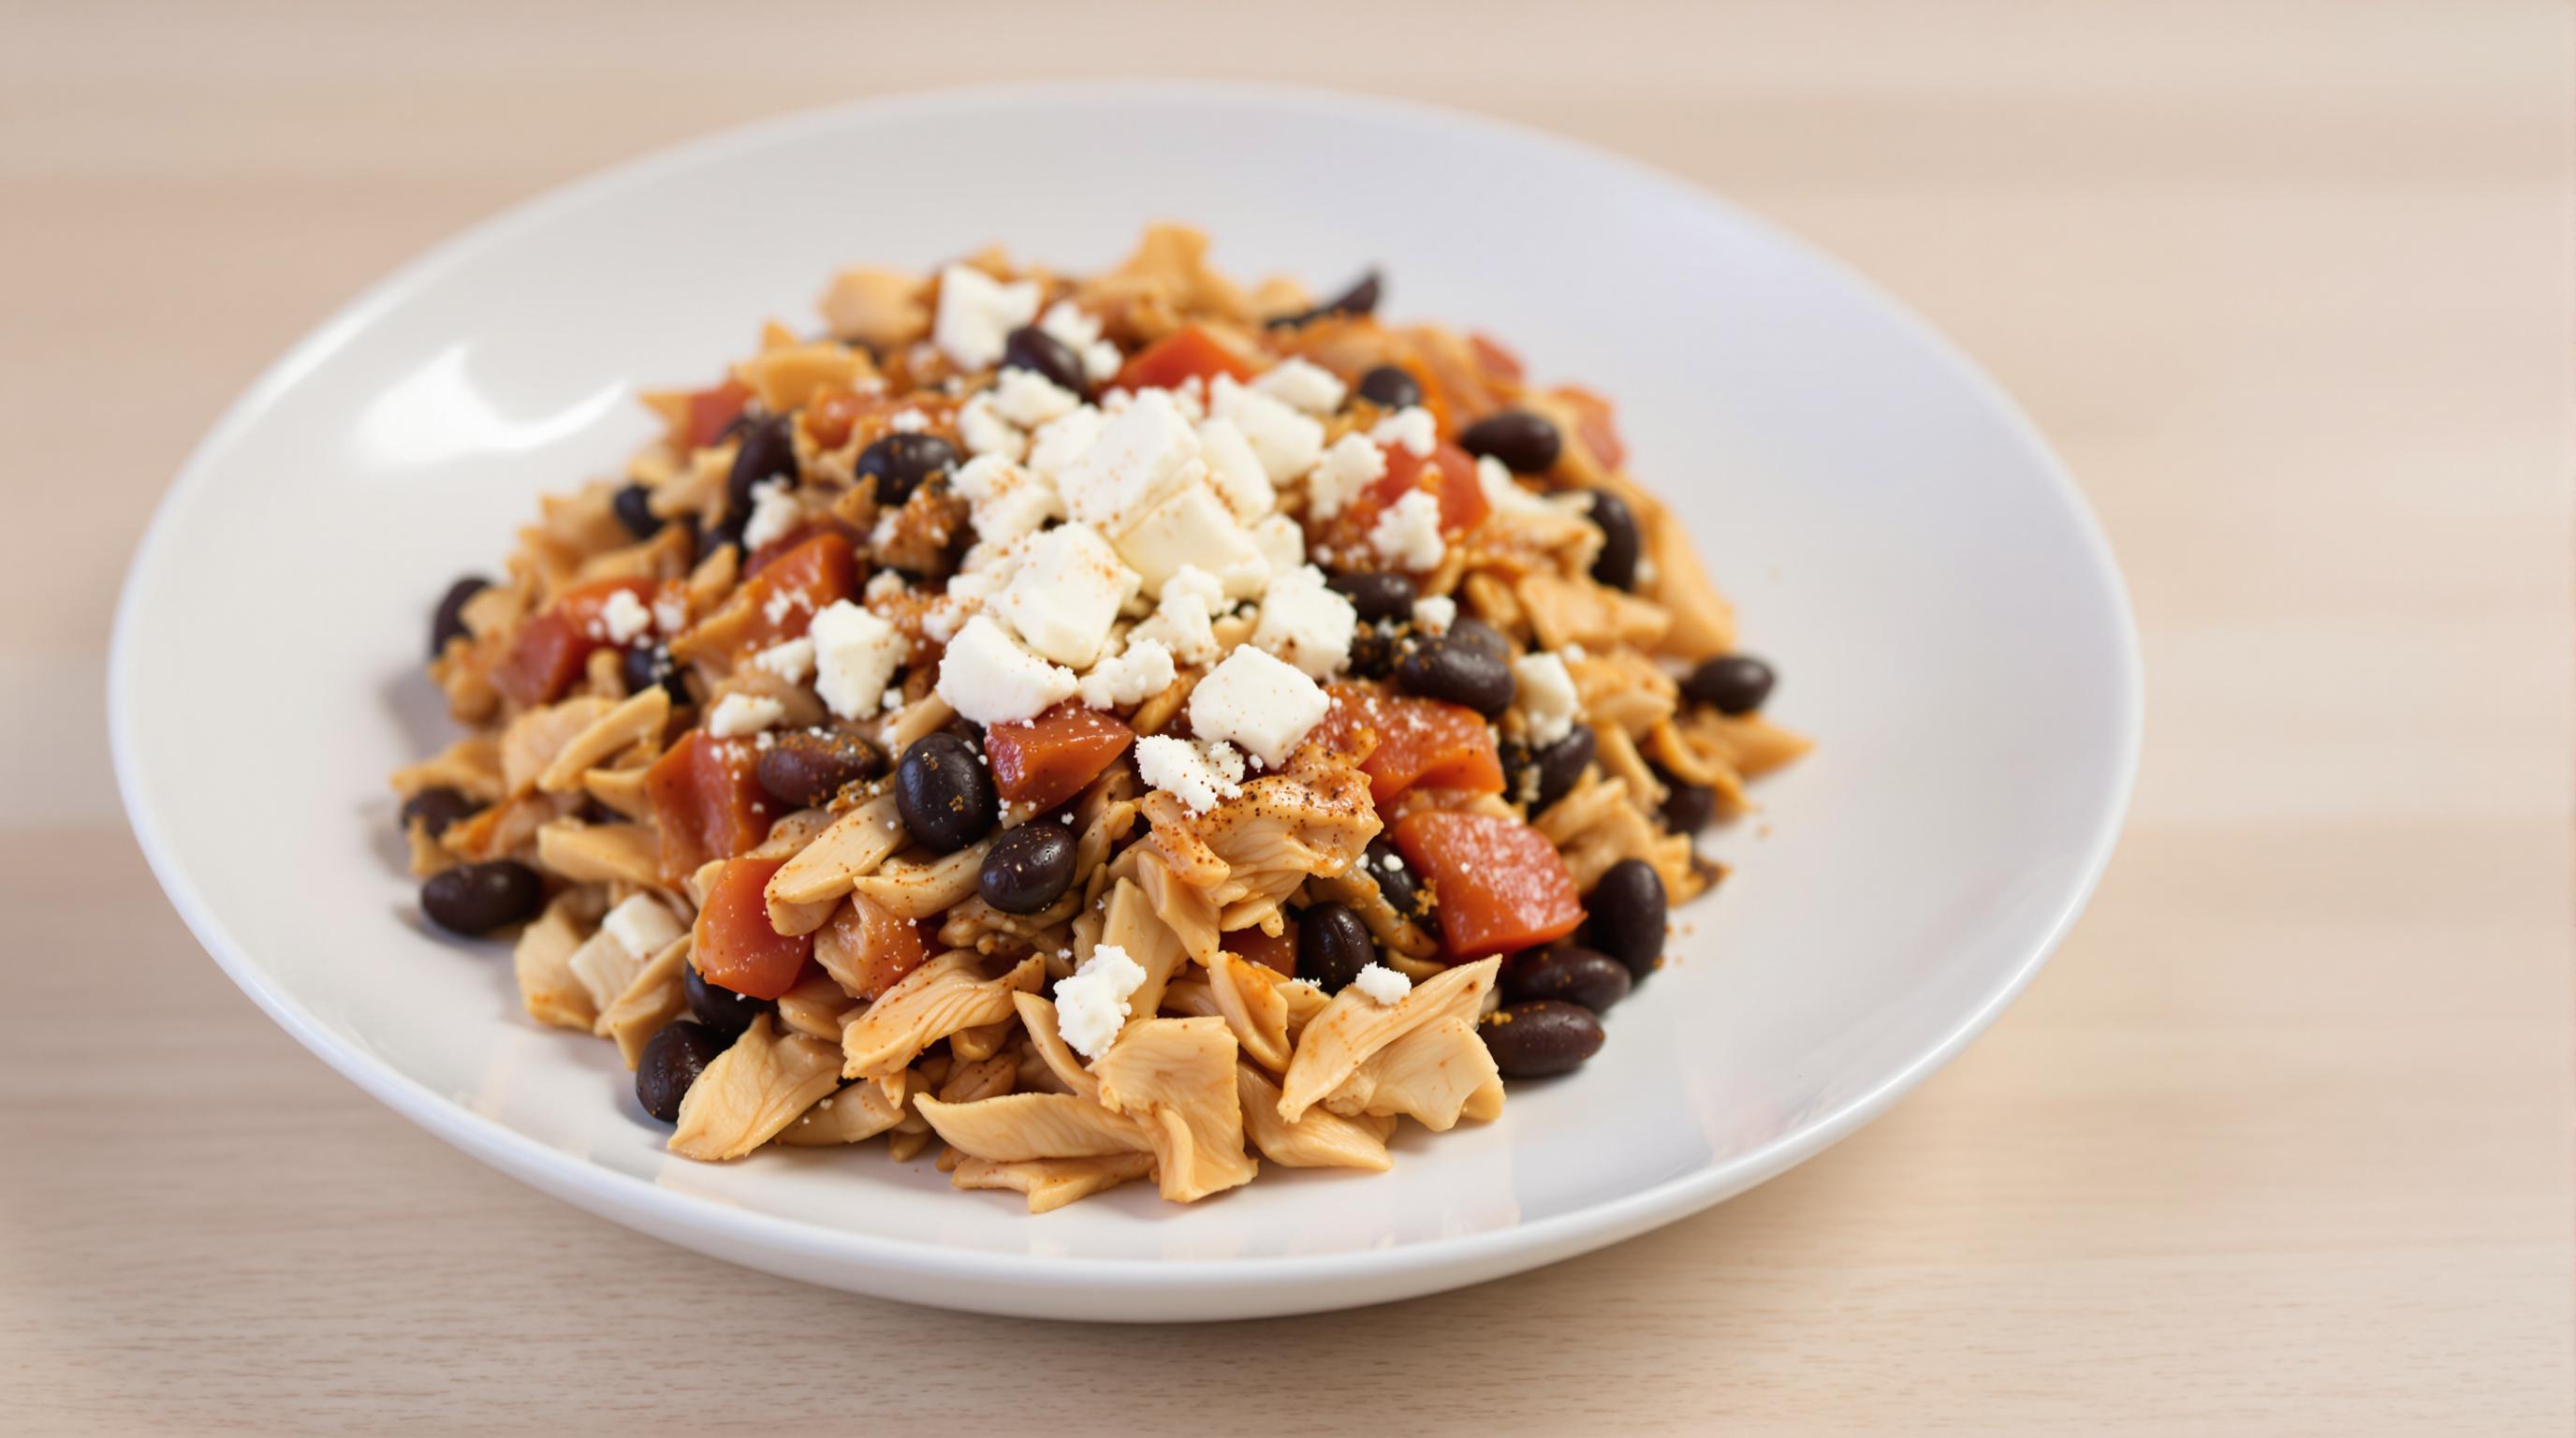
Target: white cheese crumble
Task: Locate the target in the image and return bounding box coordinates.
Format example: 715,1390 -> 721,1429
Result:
862,569 -> 909,603
809,599 -> 904,720
932,264 -> 1041,371
888,407 -> 930,433
597,588 -> 654,645
1370,406 -> 1438,457
1251,565 -> 1357,680
1060,389 -> 1204,530
950,454 -> 1061,553
1512,651 -> 1582,746
1368,488 -> 1447,571
956,391 -> 1026,461
1127,564 -> 1225,665
1052,943 -> 1149,1060
933,614 -> 1077,724
1251,512 -> 1307,574
1251,357 -> 1347,416
992,522 -> 1139,669
1352,962 -> 1412,1005
990,367 -> 1082,429
750,637 -> 815,685
600,894 -> 683,960
1026,405 -> 1109,482
1134,734 -> 1246,814
1476,454 -> 1548,514
1194,416 -> 1275,522
706,693 -> 786,739
1307,433 -> 1387,520
741,478 -> 801,551
651,593 -> 689,636
1412,594 -> 1456,634
1189,646 -> 1328,767
1038,300 -> 1124,385
1076,637 -> 1177,709
1209,374 -> 1325,482
1113,479 -> 1271,599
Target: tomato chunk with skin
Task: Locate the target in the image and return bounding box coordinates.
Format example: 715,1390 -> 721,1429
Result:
1223,922 -> 1297,977
985,703 -> 1134,814
1371,439 -> 1490,535
1391,810 -> 1584,961
645,730 -> 771,884
684,378 -> 752,449
732,532 -> 857,653
817,891 -> 929,1001
1309,684 -> 1503,807
693,856 -> 812,1000
491,577 -> 658,706
1114,324 -> 1253,393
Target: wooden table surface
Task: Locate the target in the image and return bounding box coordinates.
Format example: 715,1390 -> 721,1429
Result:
5,2 -> 2569,1431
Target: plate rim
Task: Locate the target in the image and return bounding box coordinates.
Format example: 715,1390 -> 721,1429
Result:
108,79 -> 2144,1312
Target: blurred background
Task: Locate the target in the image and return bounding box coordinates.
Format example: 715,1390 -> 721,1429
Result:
5,2 -> 2568,1432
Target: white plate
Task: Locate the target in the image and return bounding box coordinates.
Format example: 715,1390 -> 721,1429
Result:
110,83 -> 2139,1321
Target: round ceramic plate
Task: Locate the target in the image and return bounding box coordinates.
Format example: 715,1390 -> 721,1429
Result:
110,84 -> 2139,1321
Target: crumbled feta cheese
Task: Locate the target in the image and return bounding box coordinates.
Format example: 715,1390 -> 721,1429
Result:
1251,358 -> 1347,416
882,685 -> 907,712
1194,416 -> 1275,522
1476,454 -> 1547,514
1026,404 -> 1109,482
1250,512 -> 1307,574
1412,594 -> 1456,634
990,367 -> 1081,429
957,391 -> 1025,461
807,600 -> 904,721
1513,651 -> 1581,746
932,264 -> 1041,371
1038,301 -> 1125,386
1251,565 -> 1356,679
706,693 -> 786,739
1113,480 -> 1270,599
1370,406 -> 1438,457
933,614 -> 1077,724
651,593 -> 689,635
751,637 -> 815,684
992,522 -> 1138,668
1307,433 -> 1387,520
1368,488 -> 1446,571
1352,962 -> 1412,1005
1127,564 -> 1225,665
741,478 -> 801,551
1076,637 -> 1177,710
1134,734 -> 1246,814
1052,943 -> 1149,1060
597,588 -> 653,645
862,569 -> 909,603
601,894 -> 683,959
1059,389 -> 1204,529
1189,646 -> 1328,766
1209,374 -> 1325,482
950,454 -> 1061,552
888,407 -> 930,433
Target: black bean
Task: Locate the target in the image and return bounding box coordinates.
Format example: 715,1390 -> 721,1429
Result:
1458,411 -> 1561,475
1345,624 -> 1398,681
419,859 -> 544,935
1001,325 -> 1089,395
1396,632 -> 1515,718
1447,615 -> 1511,661
978,823 -> 1077,915
1660,776 -> 1717,833
1295,902 -> 1377,992
700,518 -> 742,558
896,731 -> 998,853
400,786 -> 481,839
619,644 -> 691,707
636,1020 -> 729,1123
1501,946 -> 1633,1013
1480,1000 -> 1604,1078
612,483 -> 663,539
755,730 -> 885,810
856,433 -> 959,507
1587,858 -> 1667,978
726,415 -> 798,520
429,576 -> 488,657
1327,569 -> 1417,624
1530,726 -> 1596,816
1363,838 -> 1435,934
1682,653 -> 1776,715
1587,490 -> 1642,590
1266,270 -> 1382,329
1355,364 -> 1423,410
684,964 -> 773,1042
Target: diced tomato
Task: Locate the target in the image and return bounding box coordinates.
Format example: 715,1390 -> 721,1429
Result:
732,532 -> 857,653
1557,385 -> 1627,470
985,703 -> 1134,814
802,388 -> 955,452
490,577 -> 658,706
1309,684 -> 1504,807
1390,810 -> 1584,961
684,379 -> 752,449
1371,439 -> 1490,535
743,516 -> 864,579
1224,922 -> 1297,977
645,730 -> 771,883
817,892 -> 929,1000
692,856 -> 811,1000
1114,324 -> 1253,393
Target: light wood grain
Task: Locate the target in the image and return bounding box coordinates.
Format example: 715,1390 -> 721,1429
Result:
3,1 -> 2569,1431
